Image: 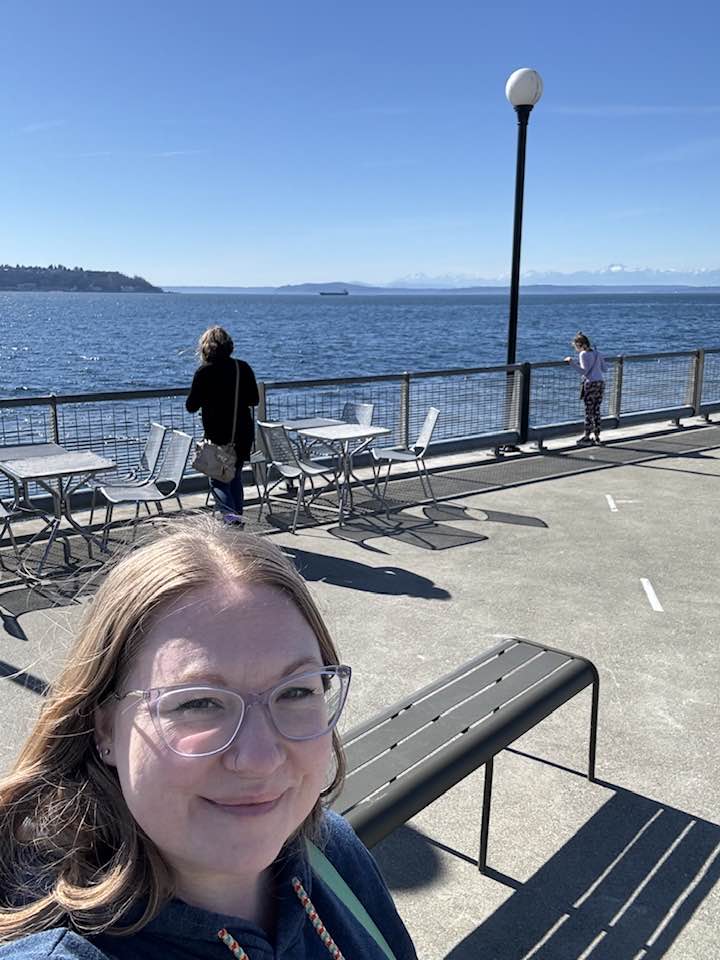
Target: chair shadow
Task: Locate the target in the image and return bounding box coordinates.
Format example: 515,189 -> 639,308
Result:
327,512 -> 489,552
423,503 -> 548,528
282,547 -> 451,600
0,659 -> 48,695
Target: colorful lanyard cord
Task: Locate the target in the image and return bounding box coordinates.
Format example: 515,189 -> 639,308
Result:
217,876 -> 345,960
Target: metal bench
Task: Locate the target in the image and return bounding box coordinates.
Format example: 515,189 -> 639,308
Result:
334,637 -> 599,872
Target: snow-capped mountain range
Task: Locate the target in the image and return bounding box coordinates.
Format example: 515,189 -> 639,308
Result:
387,265 -> 720,288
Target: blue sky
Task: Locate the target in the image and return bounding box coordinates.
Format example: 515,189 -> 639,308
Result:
1,0 -> 719,286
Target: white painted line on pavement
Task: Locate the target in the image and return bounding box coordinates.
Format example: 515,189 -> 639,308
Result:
605,494 -> 618,512
641,578 -> 664,612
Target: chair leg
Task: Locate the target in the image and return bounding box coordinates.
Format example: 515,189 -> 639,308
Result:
0,519 -> 18,571
101,504 -> 113,551
415,460 -> 429,499
89,486 -> 98,527
131,503 -> 141,541
291,478 -> 305,534
478,757 -> 494,874
422,459 -> 437,504
382,460 -> 394,502
371,456 -> 380,495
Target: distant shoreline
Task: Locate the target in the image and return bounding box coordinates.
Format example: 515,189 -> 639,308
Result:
164,283 -> 720,296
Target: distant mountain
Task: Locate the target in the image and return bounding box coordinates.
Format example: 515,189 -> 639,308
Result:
163,265 -> 720,295
164,280 -> 720,296
0,264 -> 161,293
388,265 -> 720,288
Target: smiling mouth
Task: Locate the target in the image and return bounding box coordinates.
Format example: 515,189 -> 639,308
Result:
203,794 -> 284,816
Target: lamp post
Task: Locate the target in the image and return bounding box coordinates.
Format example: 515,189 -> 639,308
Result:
505,68 -> 543,367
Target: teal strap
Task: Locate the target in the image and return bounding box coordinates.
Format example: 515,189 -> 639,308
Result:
306,840 -> 398,960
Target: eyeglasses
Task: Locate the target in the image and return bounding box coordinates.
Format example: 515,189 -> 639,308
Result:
114,665 -> 351,758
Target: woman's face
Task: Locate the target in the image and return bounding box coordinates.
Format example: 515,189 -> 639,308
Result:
96,581 -> 332,899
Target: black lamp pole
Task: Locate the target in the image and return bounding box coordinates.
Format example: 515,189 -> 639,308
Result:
507,103 -> 533,367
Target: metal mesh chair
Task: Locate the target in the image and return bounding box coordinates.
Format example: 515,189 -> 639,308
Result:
371,406 -> 440,503
257,421 -> 337,533
99,430 -> 193,545
0,499 -> 55,578
88,422 -> 167,525
0,501 -> 22,574
341,401 -> 374,426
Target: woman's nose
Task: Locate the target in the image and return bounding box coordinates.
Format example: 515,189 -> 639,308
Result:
220,702 -> 286,774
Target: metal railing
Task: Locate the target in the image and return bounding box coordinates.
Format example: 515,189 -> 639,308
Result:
1,346 -> 718,501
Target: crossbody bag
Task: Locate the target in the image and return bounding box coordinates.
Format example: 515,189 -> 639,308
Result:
192,360 -> 240,483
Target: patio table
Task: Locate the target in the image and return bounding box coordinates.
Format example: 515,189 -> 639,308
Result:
0,443 -> 116,577
297,423 -> 391,525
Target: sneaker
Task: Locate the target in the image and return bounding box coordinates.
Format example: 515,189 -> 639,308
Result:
575,436 -> 593,446
593,436 -> 604,445
222,512 -> 245,527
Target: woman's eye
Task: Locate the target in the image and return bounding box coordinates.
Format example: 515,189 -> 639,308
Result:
174,697 -> 223,712
278,685 -> 316,701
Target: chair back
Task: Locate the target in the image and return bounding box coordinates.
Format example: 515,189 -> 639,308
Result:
156,430 -> 193,490
341,401 -> 374,426
140,422 -> 167,475
413,407 -> 440,456
257,422 -> 300,467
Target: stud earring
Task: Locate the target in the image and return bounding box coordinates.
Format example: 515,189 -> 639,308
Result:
96,743 -> 111,758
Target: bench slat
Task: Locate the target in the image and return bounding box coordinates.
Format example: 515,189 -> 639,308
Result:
342,638 -> 524,742
343,641 -> 543,770
338,650 -> 569,811
336,656 -> 595,847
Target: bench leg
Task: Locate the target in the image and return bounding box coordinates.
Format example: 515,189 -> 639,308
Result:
478,757 -> 494,873
588,673 -> 600,781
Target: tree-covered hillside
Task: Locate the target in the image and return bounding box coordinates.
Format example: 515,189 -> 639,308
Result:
0,264 -> 162,292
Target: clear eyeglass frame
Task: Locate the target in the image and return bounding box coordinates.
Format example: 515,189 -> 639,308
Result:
113,664 -> 352,758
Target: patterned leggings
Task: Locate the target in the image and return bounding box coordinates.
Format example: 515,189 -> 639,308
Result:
583,381 -> 604,435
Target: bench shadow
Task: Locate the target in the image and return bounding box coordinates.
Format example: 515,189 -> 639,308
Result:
283,547 -> 451,600
442,783 -> 720,960
372,773 -> 719,959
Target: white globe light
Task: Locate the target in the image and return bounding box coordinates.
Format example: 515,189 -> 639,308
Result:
505,68 -> 543,107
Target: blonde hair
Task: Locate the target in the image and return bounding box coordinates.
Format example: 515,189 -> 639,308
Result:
0,517 -> 345,942
197,325 -> 233,363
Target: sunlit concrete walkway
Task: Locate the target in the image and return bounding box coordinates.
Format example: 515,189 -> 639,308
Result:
2,420 -> 719,959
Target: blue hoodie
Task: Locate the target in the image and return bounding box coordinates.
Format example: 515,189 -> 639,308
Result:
0,812 -> 416,960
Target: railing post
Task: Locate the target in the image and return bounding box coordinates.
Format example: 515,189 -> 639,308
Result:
609,357 -> 623,426
48,394 -> 60,443
400,372 -> 410,447
518,363 -> 531,444
691,349 -> 705,417
257,381 -> 267,422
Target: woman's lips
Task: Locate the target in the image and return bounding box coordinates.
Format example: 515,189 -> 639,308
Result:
203,794 -> 284,816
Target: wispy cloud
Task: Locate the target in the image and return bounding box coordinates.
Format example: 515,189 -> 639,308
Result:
549,104 -> 720,117
640,137 -> 720,164
149,149 -> 205,158
56,148 -> 205,160
22,119 -> 64,134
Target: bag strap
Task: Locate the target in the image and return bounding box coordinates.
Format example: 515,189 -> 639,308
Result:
305,840 -> 397,960
229,360 -> 240,444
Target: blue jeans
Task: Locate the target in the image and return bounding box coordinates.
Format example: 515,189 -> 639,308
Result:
210,460 -> 245,514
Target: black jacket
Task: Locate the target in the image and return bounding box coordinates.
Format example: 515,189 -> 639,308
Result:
186,356 -> 259,463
